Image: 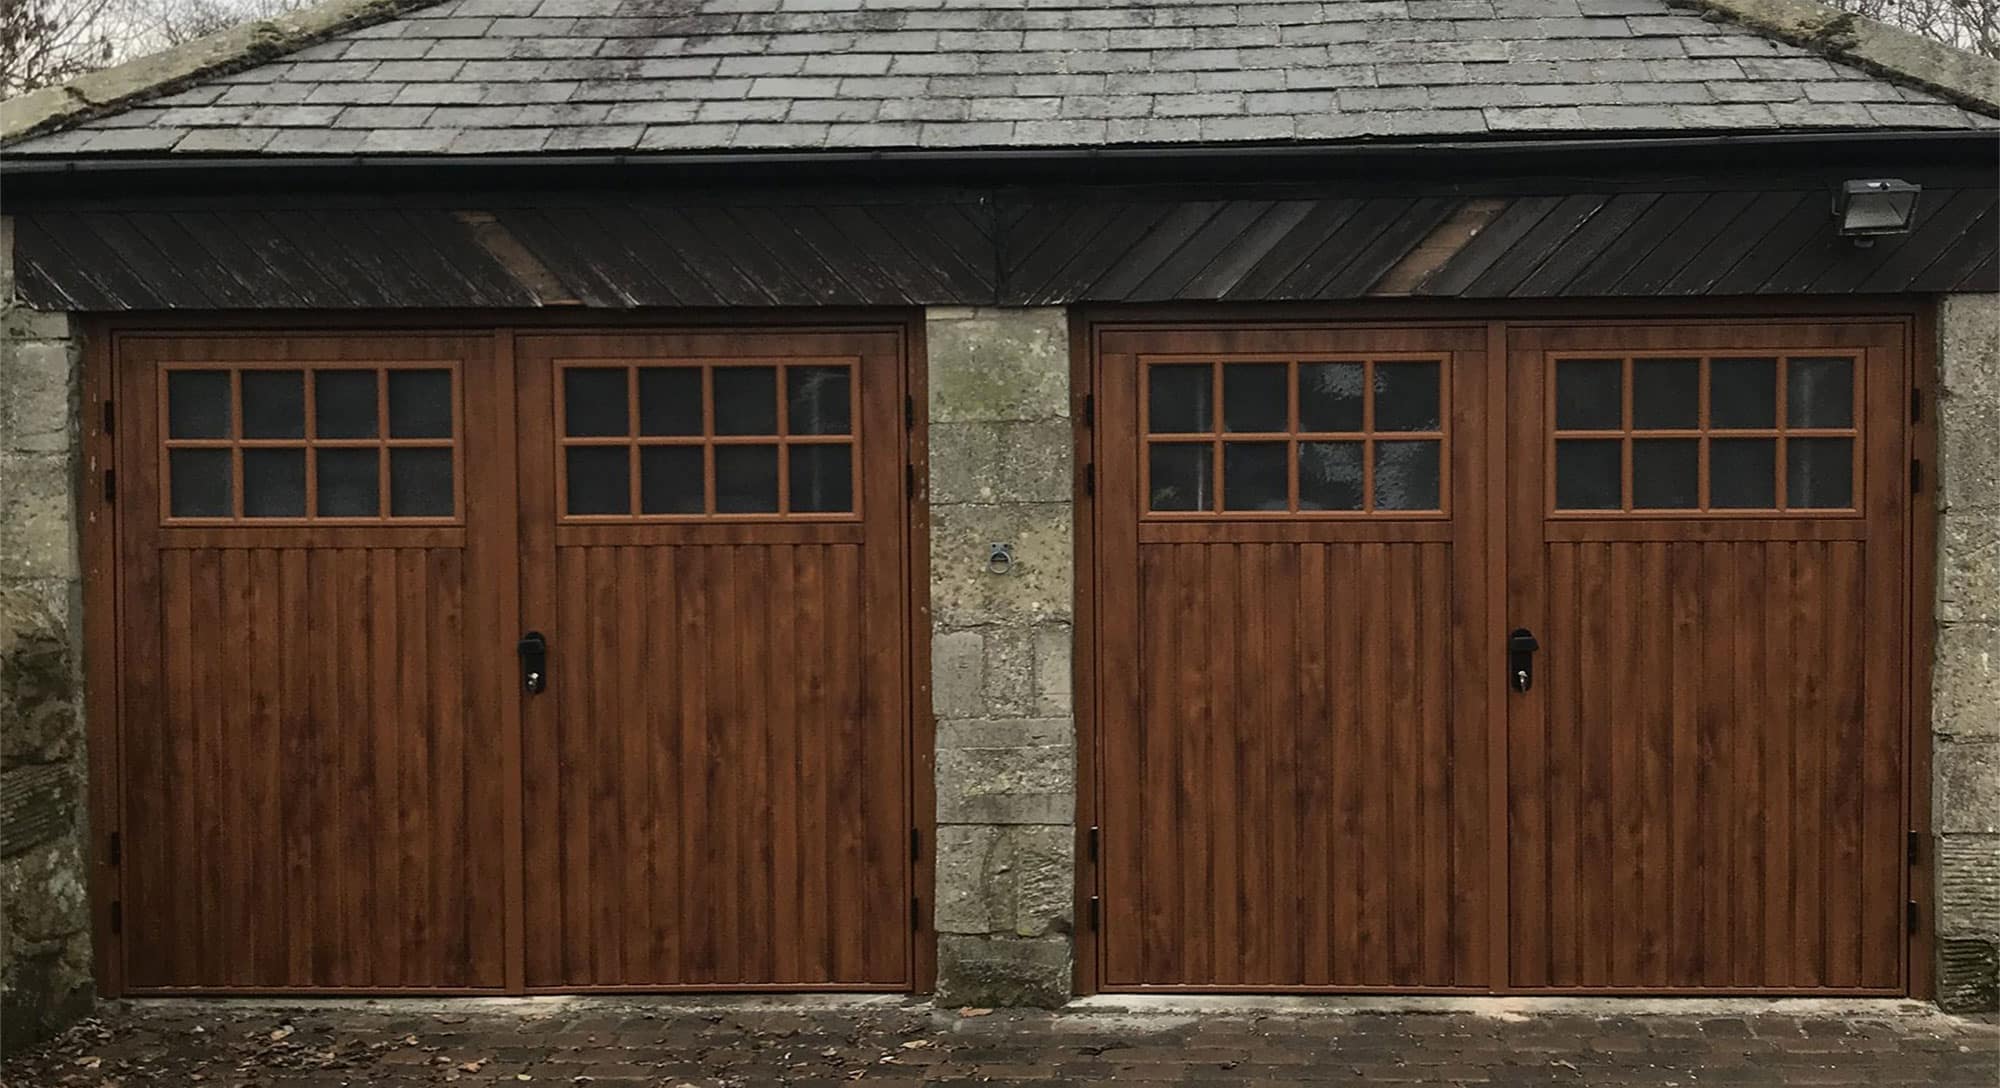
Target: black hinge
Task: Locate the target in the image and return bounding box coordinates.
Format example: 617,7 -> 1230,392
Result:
102,468 -> 116,502
1082,393 -> 1094,428
109,900 -> 122,935
1084,463 -> 1095,497
1088,825 -> 1099,862
1909,830 -> 1921,865
910,828 -> 921,861
101,400 -> 114,434
106,832 -> 120,866
912,896 -> 922,932
1911,459 -> 1922,495
905,394 -> 915,430
1907,900 -> 1920,934
1912,387 -> 1923,423
1088,895 -> 1100,930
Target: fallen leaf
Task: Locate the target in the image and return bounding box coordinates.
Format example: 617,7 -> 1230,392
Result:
958,1008 -> 993,1018
460,1058 -> 488,1072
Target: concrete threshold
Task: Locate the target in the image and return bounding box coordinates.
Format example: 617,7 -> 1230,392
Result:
1067,993 -> 1958,1021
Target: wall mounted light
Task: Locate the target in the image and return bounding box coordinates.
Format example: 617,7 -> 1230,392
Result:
1833,179 -> 1921,243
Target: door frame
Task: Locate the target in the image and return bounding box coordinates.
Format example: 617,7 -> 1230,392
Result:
1071,299 -> 1936,1000
78,311 -> 935,997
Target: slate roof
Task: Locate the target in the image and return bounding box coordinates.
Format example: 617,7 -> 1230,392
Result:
6,0 -> 1997,158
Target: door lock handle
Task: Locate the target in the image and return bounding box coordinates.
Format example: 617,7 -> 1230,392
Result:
518,631 -> 548,695
1507,628 -> 1539,693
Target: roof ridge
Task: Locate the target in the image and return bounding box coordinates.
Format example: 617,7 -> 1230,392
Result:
0,0 -> 446,144
1677,0 -> 2000,114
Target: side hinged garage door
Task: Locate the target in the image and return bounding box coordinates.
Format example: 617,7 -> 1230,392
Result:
1091,318 -> 1915,995
108,327 -> 916,993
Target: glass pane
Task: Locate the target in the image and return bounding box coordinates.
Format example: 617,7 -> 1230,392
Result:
786,366 -> 851,436
1148,364 -> 1212,434
1710,357 -> 1777,429
1555,359 -> 1621,431
565,447 -> 629,515
241,370 -> 304,439
1298,362 -> 1363,432
315,448 -> 379,517
1787,438 -> 1853,508
1298,441 -> 1363,511
1631,438 -> 1698,509
564,367 -> 628,437
789,444 -> 853,513
1710,438 -> 1776,508
390,448 -> 454,517
387,369 -> 453,439
1223,441 -> 1288,511
716,444 -> 779,512
638,367 -> 702,436
1787,357 -> 1853,429
169,448 -> 232,517
167,371 -> 231,439
1555,438 -> 1621,509
242,448 -> 306,517
1148,443 -> 1212,511
314,370 -> 377,439
1374,440 -> 1441,511
1632,358 -> 1699,430
714,367 -> 778,436
1373,361 -> 1441,432
639,445 -> 703,514
1222,364 -> 1287,433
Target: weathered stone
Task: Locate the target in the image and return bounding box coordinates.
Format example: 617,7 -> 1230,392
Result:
929,420 -> 1073,506
1937,936 -> 1998,1014
930,504 -> 1072,629
1939,294 -> 2000,405
0,762 -> 79,859
1938,398 -> 2000,514
0,309 -> 72,344
1938,834 -> 2000,935
977,626 -> 1038,718
1935,622 -> 2000,739
933,825 -> 1074,937
926,308 -> 1070,424
934,935 -> 1071,1008
0,454 -> 80,582
1938,508 -> 2000,625
0,832 -> 92,1052
938,717 -> 1070,750
1033,625 -> 1071,717
936,744 -> 1074,826
1936,740 -> 2000,834
0,339 -> 76,455
932,629 -> 985,721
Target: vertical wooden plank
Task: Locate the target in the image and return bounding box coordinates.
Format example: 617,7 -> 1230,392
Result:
793,544 -> 830,982
1607,544 -> 1641,985
616,544 -> 649,985
427,548 -> 467,987
1265,543 -> 1301,985
676,545 -> 713,980
556,546 -> 592,984
1330,544 -> 1363,984
369,547 -> 401,987
1577,542 -> 1612,986
1636,541 -> 1669,985
1177,543 -> 1213,985
1753,541 -> 1789,987
645,547 -> 680,981
1668,542 -> 1703,985
1237,544 -> 1270,982
1824,540 -> 1866,988
767,546 -> 800,982
1139,545 -> 1179,980
1387,546 -> 1422,984
395,548 -> 431,986
739,546 -> 773,981
1207,542 -> 1243,980
1419,541 -> 1452,986
1296,544 -> 1332,986
1791,540 -> 1828,986
1358,541 -> 1391,983
279,548 -> 314,987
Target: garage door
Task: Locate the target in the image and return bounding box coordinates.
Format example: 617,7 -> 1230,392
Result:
109,328 -> 915,992
1091,319 -> 1913,993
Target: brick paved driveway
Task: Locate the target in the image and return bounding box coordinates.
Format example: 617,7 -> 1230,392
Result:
3,997 -> 1995,1086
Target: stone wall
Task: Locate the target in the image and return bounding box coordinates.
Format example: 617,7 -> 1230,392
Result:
1935,292 -> 2000,1013
0,217 -> 93,1052
924,307 -> 1076,1007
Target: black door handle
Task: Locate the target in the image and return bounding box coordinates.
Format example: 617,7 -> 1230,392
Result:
518,631 -> 548,694
1508,628 -> 1539,693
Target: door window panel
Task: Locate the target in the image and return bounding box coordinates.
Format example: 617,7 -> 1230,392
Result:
1550,353 -> 1860,513
160,363 -> 460,522
557,361 -> 859,520
1143,356 -> 1446,516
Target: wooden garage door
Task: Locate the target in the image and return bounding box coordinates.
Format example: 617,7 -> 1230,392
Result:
1504,322 -> 1910,992
110,328 -> 914,993
1091,319 -> 1913,994
1094,325 -> 1498,989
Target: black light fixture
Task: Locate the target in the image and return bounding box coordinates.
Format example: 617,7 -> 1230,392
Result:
1833,179 -> 1921,243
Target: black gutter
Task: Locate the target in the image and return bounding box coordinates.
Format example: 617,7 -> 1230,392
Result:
3,128 -> 1992,199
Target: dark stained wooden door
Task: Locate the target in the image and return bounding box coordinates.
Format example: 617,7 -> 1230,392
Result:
1504,321 -> 1911,992
513,330 -> 913,990
113,333 -> 516,991
1094,325 -> 1497,990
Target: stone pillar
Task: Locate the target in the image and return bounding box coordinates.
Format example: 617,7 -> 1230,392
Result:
1935,293 -> 2000,1013
924,307 -> 1075,1007
0,216 -> 93,1051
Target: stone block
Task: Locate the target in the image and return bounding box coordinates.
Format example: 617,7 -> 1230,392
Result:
978,626 -> 1038,718
0,338 -> 75,454
932,629 -> 985,721
933,824 -> 1073,937
0,454 -> 79,582
935,934 -> 1071,1008
938,717 -> 1070,750
1033,625 -> 1072,716
1938,509 -> 2000,625
0,762 -> 78,859
1939,398 -> 2000,514
926,308 -> 1070,424
1934,622 -> 2000,739
1937,936 -> 1998,1013
0,583 -> 78,768
930,503 -> 1072,629
937,743 -> 1074,826
1939,294 -> 2000,405
1936,739 -> 2000,834
929,419 -> 1073,505
1938,833 -> 2000,935
0,308 -> 73,343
